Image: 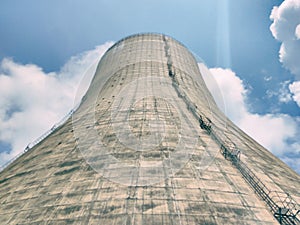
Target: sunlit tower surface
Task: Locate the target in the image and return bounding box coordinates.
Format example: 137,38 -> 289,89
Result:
0,33 -> 299,225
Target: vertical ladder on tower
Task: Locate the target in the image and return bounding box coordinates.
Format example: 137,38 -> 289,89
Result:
165,52 -> 300,224
199,117 -> 300,225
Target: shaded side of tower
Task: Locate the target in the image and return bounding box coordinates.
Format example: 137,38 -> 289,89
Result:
0,33 -> 299,225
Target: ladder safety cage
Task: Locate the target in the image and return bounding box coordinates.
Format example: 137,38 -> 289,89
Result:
197,115 -> 300,225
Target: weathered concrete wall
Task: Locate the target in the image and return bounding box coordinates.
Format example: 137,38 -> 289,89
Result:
0,33 -> 299,224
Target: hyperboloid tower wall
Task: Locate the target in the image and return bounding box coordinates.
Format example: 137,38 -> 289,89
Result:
0,33 -> 299,224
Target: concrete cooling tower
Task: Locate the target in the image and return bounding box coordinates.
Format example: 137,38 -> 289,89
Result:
0,33 -> 299,224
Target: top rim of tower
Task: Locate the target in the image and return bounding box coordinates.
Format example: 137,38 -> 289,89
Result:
105,32 -> 205,64
106,32 -> 189,53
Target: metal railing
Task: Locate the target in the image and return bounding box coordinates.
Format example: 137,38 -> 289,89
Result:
200,117 -> 300,225
0,103 -> 80,173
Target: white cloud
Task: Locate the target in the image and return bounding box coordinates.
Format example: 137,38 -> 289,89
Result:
278,80 -> 293,103
270,0 -> 300,108
263,76 -> 272,82
295,24 -> 300,39
270,0 -> 300,134
202,66 -> 300,173
0,42 -> 113,167
289,81 -> 300,107
206,67 -> 248,122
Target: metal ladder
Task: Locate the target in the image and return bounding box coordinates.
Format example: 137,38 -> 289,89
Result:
161,40 -> 300,223
200,117 -> 300,225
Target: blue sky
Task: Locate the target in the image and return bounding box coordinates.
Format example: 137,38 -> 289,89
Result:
0,0 -> 300,173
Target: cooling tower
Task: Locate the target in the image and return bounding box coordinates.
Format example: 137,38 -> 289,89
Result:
0,33 -> 299,224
